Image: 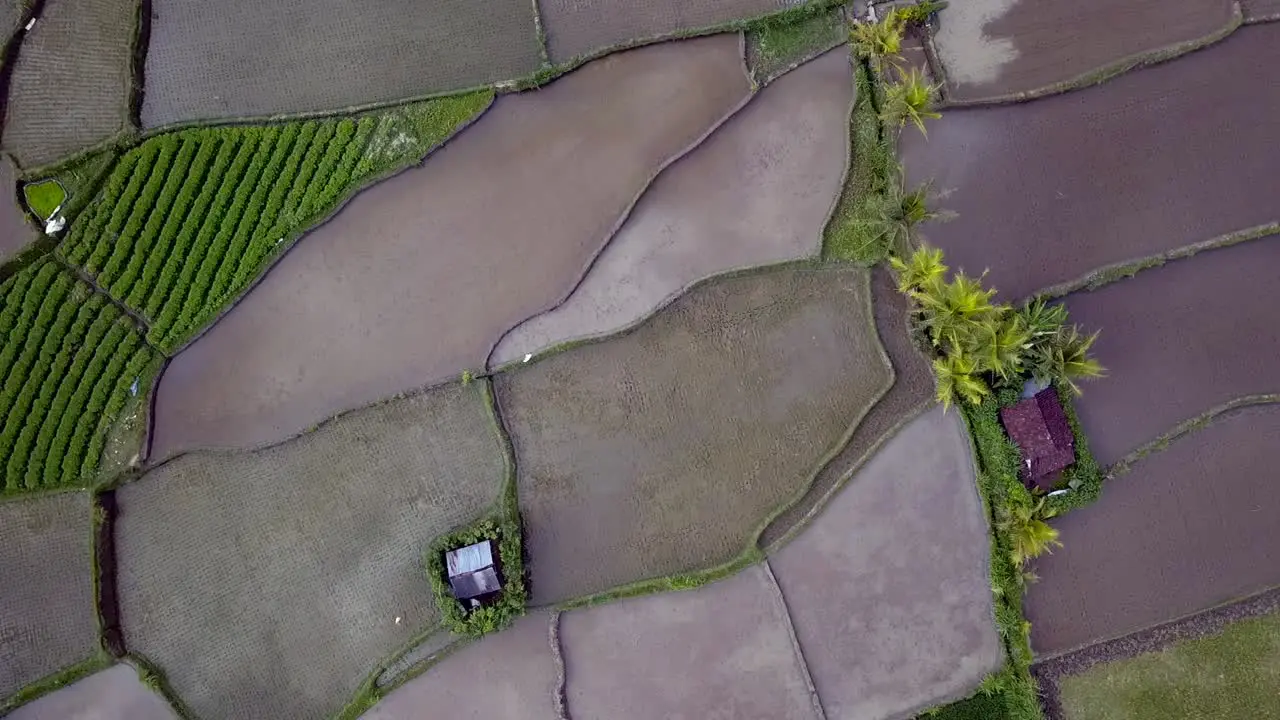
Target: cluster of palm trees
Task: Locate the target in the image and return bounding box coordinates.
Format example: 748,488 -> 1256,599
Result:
891,247 -> 1104,409
849,4 -> 942,136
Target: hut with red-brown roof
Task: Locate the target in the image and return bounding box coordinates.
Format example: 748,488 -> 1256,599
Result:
999,387 -> 1075,491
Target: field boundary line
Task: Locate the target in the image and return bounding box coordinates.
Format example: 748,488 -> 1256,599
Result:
1031,584 -> 1280,720
763,559 -> 828,720
549,611 -> 570,720
1104,394 -> 1280,481
937,2 -> 1243,108
484,83 -> 756,372
1032,221 -> 1280,300
530,0 -> 551,66
50,253 -> 154,340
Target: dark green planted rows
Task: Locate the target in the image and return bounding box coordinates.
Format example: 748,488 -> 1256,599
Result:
0,258 -> 159,492
56,91 -> 492,351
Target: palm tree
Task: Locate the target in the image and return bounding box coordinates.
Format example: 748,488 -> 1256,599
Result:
913,270 -> 1000,350
849,9 -> 905,61
889,245 -> 946,294
978,314 -> 1032,384
1000,496 -> 1062,566
882,67 -> 941,137
933,352 -> 989,410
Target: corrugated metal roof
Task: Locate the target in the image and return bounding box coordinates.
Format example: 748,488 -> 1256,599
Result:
446,540 -> 494,577
449,566 -> 502,600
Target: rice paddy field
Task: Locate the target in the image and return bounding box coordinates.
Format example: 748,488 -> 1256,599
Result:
901,25 -> 1280,300
1025,404 -> 1280,657
56,92 -> 492,353
0,492 -> 98,701
0,258 -> 160,492
760,266 -> 934,550
770,408 -> 1002,720
494,47 -> 851,366
932,0 -> 1235,102
1063,237 -> 1280,466
363,613 -> 559,720
140,0 -> 540,127
497,264 -> 892,605
115,382 -> 507,720
1,0 -> 136,168
148,36 -> 750,458
560,564 -> 822,720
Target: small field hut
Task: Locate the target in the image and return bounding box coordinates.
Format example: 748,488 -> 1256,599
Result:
445,539 -> 502,607
999,387 -> 1075,491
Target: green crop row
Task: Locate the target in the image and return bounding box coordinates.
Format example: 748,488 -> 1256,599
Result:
0,259 -> 159,493
56,90 -> 493,352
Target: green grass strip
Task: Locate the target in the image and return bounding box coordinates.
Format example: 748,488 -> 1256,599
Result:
1058,609 -> 1280,719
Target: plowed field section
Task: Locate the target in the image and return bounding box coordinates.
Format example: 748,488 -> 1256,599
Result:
2,0 -> 135,167
1064,237 -> 1280,466
541,0 -> 789,62
496,264 -> 892,605
933,0 -> 1234,102
0,492 -> 97,701
57,93 -> 490,352
1,159 -> 38,262
0,258 -> 158,491
901,25 -> 1280,300
116,383 -> 506,720
149,36 -> 750,457
141,0 -> 539,126
1026,404 -> 1280,657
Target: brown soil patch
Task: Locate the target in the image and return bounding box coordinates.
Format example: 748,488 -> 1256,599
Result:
0,492 -> 97,701
116,383 -> 506,720
149,35 -> 750,458
2,0 -> 134,168
541,0 -> 784,62
901,25 -> 1280,301
7,664 -> 177,720
497,264 -> 891,605
364,613 -> 559,720
1064,237 -> 1280,466
0,158 -> 38,262
933,0 -> 1234,102
760,266 -> 935,550
771,407 -> 1002,719
140,0 -> 540,127
493,47 -> 851,366
1025,404 -> 1280,657
560,564 -> 821,720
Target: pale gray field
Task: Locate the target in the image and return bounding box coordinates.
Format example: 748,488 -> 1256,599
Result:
771,408 -> 1003,719
7,664 -> 177,720
116,383 -> 507,720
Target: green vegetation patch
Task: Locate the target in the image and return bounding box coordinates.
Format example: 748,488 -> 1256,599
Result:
823,59 -> 897,264
0,258 -> 160,493
22,180 -> 67,221
1058,611 -> 1280,719
426,518 -> 527,637
56,90 -> 492,352
745,8 -> 846,85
